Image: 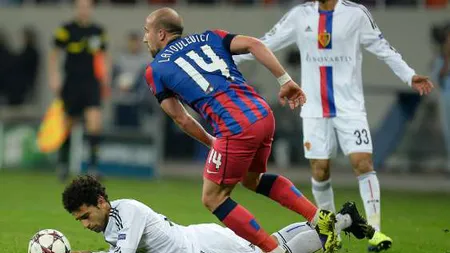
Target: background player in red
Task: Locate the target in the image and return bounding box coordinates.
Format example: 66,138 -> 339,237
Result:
143,8 -> 339,253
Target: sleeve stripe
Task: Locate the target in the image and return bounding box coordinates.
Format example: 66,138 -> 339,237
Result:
109,214 -> 123,230
111,208 -> 123,223
222,34 -> 237,54
342,0 -> 377,29
145,66 -> 157,95
212,29 -> 228,39
109,208 -> 124,230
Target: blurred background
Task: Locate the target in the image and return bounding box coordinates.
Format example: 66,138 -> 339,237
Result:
0,0 -> 449,192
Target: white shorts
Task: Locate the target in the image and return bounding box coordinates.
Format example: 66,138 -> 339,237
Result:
302,116 -> 373,159
185,223 -> 260,253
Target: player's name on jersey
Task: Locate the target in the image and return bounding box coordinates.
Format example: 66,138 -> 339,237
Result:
159,33 -> 210,63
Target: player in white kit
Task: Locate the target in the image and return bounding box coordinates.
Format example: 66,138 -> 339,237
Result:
233,0 -> 434,251
63,176 -> 375,253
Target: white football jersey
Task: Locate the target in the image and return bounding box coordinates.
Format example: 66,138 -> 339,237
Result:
103,199 -> 192,253
234,0 -> 416,118
103,199 -> 259,253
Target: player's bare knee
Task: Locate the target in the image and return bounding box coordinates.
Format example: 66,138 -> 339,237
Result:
310,159 -> 331,181
351,155 -> 373,176
86,119 -> 102,134
241,173 -> 261,191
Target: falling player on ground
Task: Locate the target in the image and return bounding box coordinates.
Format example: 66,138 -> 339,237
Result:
63,176 -> 376,253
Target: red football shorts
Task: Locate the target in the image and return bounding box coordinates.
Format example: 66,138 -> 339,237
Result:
203,111 -> 275,185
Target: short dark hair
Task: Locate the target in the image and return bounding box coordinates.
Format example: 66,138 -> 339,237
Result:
62,176 -> 109,213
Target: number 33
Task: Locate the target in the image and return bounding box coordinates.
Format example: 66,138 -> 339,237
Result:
354,129 -> 370,145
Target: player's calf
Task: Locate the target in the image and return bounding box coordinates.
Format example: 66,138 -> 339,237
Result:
254,173 -> 318,222
212,197 -> 281,252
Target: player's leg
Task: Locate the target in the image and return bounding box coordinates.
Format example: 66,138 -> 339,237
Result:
272,222 -> 314,244
58,83 -> 79,182
335,117 -> 392,251
273,202 -> 375,253
84,106 -> 102,175
349,153 -> 379,228
58,116 -> 75,181
241,113 -> 317,221
202,178 -> 283,253
243,172 -> 317,223
303,118 -> 338,214
242,113 -> 338,253
272,221 -> 347,253
202,136 -> 283,253
83,83 -> 102,176
303,118 -> 341,247
336,117 -> 378,229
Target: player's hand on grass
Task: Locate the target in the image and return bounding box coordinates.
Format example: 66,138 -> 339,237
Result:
278,80 -> 306,109
411,75 -> 434,96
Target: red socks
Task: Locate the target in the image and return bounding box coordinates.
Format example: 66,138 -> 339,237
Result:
213,198 -> 278,252
256,174 -> 318,222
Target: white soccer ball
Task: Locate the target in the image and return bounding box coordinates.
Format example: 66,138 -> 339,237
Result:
28,229 -> 71,253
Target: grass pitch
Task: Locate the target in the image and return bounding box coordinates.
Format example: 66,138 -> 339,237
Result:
0,171 -> 449,252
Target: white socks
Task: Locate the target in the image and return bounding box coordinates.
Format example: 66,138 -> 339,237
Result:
272,222 -> 322,253
358,171 -> 381,231
270,218 -> 352,253
311,177 -> 336,213
272,222 -> 312,244
311,172 -> 381,232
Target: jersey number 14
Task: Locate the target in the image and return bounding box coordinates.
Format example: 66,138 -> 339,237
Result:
174,45 -> 231,93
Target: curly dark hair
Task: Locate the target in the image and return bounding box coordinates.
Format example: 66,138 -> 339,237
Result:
62,176 -> 109,213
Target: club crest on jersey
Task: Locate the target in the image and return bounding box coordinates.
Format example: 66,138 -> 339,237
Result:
318,31 -> 331,47
118,234 -> 126,240
304,141 -> 312,151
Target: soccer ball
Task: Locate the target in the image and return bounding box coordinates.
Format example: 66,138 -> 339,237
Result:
28,229 -> 71,253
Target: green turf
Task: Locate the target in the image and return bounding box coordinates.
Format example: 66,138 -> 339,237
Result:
1,171 -> 449,253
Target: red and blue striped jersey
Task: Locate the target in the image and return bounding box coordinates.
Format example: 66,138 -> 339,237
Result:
145,30 -> 270,137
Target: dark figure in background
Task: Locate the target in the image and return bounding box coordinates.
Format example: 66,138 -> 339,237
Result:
48,0 -> 110,181
8,27 -> 40,105
0,29 -> 14,104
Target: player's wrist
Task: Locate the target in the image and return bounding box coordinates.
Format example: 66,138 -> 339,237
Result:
277,72 -> 292,86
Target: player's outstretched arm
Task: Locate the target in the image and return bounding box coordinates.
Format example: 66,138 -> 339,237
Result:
358,6 -> 434,94
230,36 -> 306,109
160,97 -> 215,148
232,6 -> 299,64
